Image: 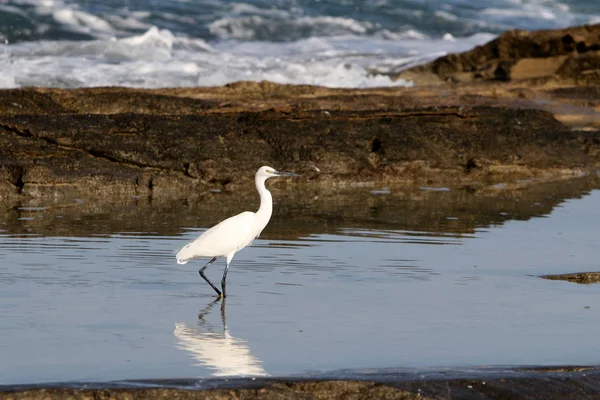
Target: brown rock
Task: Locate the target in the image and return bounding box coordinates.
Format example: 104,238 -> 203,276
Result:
394,24 -> 600,84
1,104 -> 598,201
3,367 -> 600,400
541,272 -> 600,284
0,382 -> 424,400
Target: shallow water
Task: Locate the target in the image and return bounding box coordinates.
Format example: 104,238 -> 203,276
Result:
1,181 -> 600,385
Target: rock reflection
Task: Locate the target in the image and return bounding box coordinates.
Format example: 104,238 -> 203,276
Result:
174,300 -> 267,377
1,174 -> 598,240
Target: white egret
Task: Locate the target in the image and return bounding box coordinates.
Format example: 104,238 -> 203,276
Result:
176,166 -> 299,297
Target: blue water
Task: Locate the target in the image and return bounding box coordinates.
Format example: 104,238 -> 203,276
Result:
0,0 -> 598,88
1,187 -> 599,385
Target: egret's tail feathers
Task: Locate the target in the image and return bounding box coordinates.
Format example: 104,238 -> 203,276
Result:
176,244 -> 194,265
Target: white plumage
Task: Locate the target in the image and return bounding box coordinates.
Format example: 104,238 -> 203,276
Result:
177,211 -> 258,264
176,166 -> 298,297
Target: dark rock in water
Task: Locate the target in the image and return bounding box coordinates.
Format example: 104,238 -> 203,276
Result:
541,272 -> 600,284
1,382 -> 426,400
3,366 -> 600,400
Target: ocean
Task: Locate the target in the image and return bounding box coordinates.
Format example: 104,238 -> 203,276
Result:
0,0 -> 599,89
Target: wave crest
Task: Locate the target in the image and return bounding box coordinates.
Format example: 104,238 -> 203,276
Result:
209,15 -> 374,41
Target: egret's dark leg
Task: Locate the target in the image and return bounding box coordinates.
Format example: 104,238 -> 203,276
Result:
221,263 -> 230,298
199,257 -> 221,296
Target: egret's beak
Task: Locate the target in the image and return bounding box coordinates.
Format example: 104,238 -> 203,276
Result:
274,170 -> 300,177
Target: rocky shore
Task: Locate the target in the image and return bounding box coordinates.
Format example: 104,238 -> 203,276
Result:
2,365 -> 600,400
0,23 -> 599,203
1,23 -> 600,400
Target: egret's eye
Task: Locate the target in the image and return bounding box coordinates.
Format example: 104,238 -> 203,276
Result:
267,169 -> 275,174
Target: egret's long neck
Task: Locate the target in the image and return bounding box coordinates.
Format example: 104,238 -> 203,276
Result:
255,176 -> 273,225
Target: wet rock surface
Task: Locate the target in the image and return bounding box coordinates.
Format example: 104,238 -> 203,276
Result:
541,272 -> 600,284
3,366 -> 600,400
0,106 -> 597,200
2,381 -> 425,400
0,92 -> 599,202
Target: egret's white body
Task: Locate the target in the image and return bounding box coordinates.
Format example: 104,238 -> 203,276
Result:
176,211 -> 264,265
176,166 -> 298,297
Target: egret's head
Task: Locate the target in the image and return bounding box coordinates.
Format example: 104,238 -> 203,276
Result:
256,166 -> 299,179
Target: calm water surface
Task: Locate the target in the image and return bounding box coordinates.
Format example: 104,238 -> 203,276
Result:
1,187 -> 599,385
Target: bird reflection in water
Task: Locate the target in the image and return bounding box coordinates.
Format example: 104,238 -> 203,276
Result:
174,300 -> 267,377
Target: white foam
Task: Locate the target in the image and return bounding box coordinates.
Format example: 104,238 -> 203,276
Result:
228,2 -> 291,19
0,4 -> 28,17
8,0 -> 117,38
0,59 -> 17,88
52,8 -> 115,36
299,16 -> 372,34
119,26 -> 173,49
208,15 -> 264,41
209,15 -> 374,40
247,59 -> 408,88
475,0 -> 588,29
105,11 -> 153,31
6,0 -> 158,41
379,29 -> 429,40
482,7 -> 557,21
0,27 -> 496,89
443,33 -> 456,41
435,11 -> 458,22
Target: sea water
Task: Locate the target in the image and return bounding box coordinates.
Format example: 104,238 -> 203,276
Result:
0,0 -> 598,88
0,183 -> 599,385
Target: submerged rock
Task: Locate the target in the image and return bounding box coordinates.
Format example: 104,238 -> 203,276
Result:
541,272 -> 600,284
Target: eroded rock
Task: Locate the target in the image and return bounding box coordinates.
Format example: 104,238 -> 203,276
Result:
0,106 -> 598,201
394,24 -> 600,84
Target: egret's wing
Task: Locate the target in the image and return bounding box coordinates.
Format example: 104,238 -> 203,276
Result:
176,212 -> 256,263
